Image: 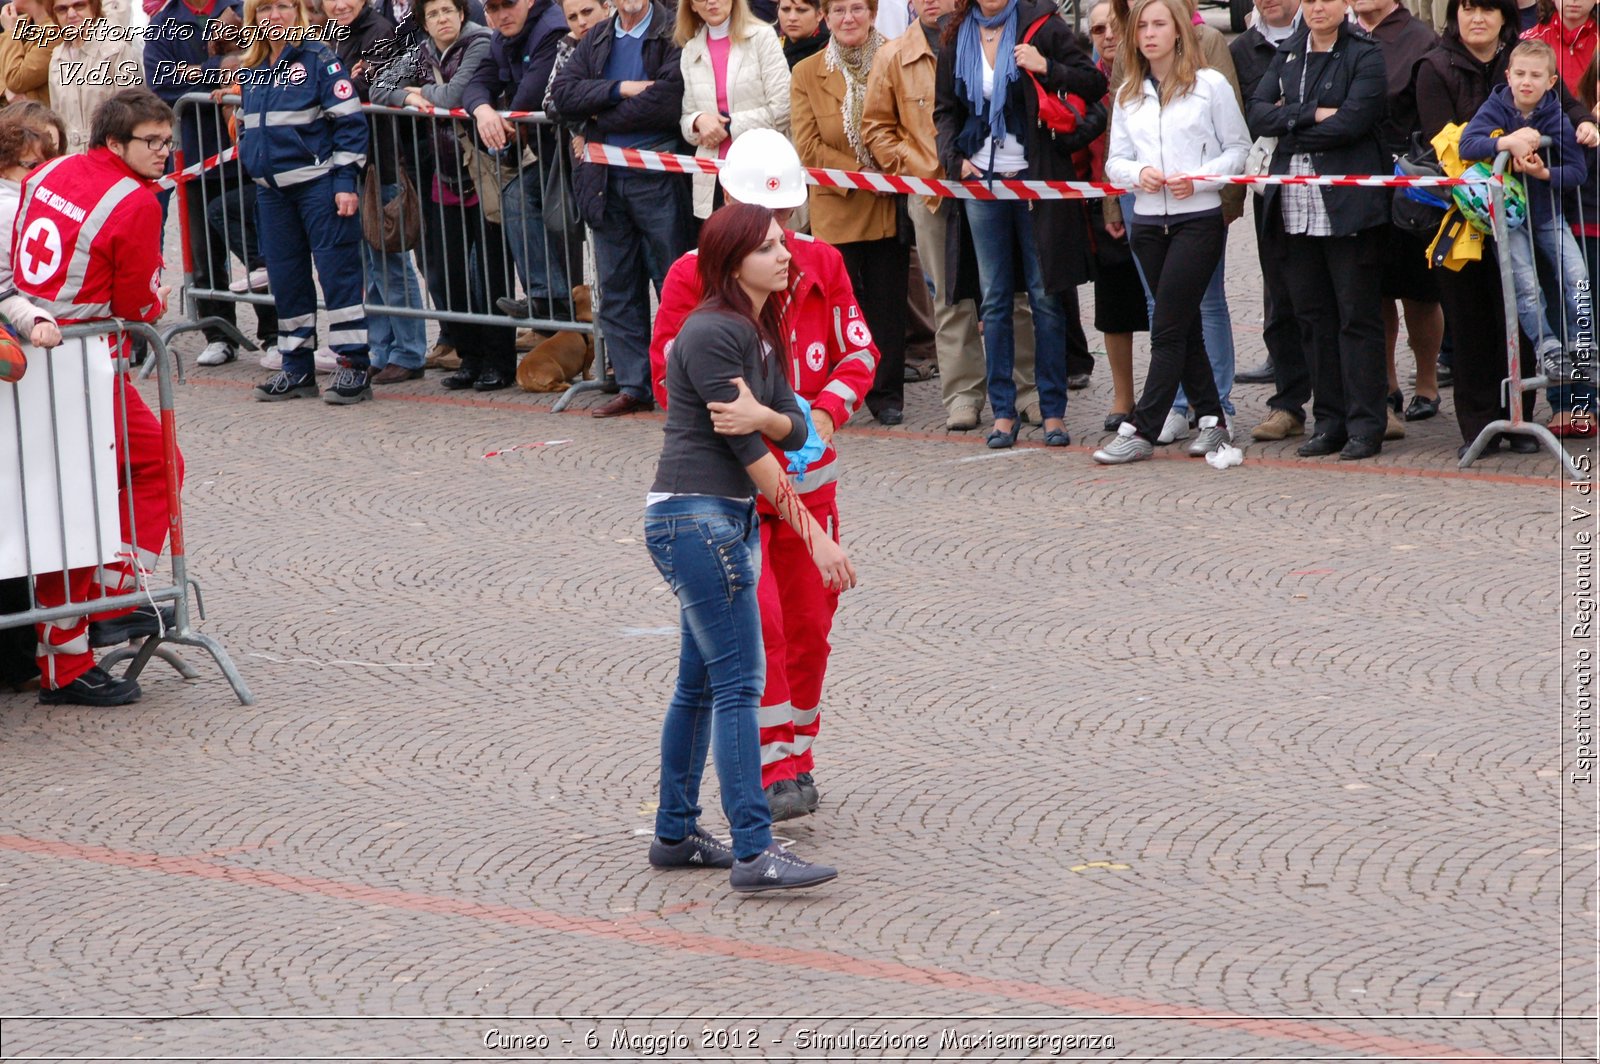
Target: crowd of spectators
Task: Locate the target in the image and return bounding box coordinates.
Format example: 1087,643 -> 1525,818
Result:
0,0 -> 1590,446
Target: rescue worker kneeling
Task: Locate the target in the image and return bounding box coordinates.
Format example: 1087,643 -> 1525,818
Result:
235,0 -> 374,404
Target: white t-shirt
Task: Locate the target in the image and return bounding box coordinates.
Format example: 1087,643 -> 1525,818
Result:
978,49 -> 1028,173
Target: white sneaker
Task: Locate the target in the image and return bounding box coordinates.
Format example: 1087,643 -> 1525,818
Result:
313,347 -> 339,374
196,341 -> 236,366
228,267 -> 270,294
1156,407 -> 1191,444
1187,414 -> 1233,457
258,349 -> 283,370
1092,421 -> 1155,465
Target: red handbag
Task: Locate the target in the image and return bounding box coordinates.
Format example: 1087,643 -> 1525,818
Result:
1021,14 -> 1088,135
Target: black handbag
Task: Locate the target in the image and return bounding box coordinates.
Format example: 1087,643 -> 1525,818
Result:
542,149 -> 585,244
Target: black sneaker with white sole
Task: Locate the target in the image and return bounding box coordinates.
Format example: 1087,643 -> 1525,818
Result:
254,371 -> 318,401
729,843 -> 838,893
88,605 -> 175,648
649,827 -> 736,869
323,365 -> 373,405
38,665 -> 141,706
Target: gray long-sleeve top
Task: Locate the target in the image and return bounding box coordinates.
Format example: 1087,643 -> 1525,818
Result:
651,308 -> 808,497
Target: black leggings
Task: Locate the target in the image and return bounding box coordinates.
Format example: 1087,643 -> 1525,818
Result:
1130,215 -> 1227,441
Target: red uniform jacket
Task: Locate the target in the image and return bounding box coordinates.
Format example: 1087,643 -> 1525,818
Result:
12,147 -> 165,325
649,231 -> 879,511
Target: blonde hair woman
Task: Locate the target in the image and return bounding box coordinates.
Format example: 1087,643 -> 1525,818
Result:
1095,0 -> 1247,464
677,0 -> 790,218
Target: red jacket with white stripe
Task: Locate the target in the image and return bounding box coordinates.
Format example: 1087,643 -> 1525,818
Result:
649,230 -> 879,512
11,147 -> 165,325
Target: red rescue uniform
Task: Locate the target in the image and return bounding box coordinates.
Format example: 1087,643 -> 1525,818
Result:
16,147 -> 180,688
649,230 -> 878,787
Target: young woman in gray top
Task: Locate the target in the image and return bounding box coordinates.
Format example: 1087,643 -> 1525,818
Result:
643,202 -> 856,893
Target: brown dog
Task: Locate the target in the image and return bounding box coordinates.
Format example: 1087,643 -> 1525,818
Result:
516,285 -> 594,392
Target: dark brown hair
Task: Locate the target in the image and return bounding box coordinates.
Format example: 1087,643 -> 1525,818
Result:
694,203 -> 787,359
89,88 -> 175,150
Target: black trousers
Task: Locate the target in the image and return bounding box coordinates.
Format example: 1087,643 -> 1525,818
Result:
838,237 -> 909,414
1436,251 -> 1536,444
1130,215 -> 1227,442
0,577 -> 37,689
1253,196 -> 1310,420
1283,227 -> 1387,442
1063,285 -> 1094,379
187,168 -> 278,345
422,199 -> 516,377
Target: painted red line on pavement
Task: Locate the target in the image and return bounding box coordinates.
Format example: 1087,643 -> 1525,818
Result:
0,833 -> 1520,1061
174,376 -> 1576,489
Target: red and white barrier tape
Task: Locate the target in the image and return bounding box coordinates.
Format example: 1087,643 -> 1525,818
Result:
148,112 -> 1487,201
583,142 -> 1484,201
157,145 -> 239,191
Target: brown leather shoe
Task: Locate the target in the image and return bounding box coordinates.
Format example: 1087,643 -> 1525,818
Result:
592,392 -> 654,418
371,364 -> 423,385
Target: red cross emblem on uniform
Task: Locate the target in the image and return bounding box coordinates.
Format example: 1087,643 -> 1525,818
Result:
766,177 -> 780,191
19,218 -> 61,287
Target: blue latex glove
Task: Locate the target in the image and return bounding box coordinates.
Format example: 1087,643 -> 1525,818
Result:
784,394 -> 826,481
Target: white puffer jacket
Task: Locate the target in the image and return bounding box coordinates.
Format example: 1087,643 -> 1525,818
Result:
1104,67 -> 1249,219
679,21 -> 791,219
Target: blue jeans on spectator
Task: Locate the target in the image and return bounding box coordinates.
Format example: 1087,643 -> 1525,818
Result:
1131,238 -> 1236,416
1507,216 -> 1591,400
963,171 -> 1069,421
644,495 -> 772,861
361,182 -> 428,372
501,167 -> 572,307
591,168 -> 692,401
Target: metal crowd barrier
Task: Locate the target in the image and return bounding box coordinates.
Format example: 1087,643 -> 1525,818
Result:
1460,141 -> 1592,481
166,92 -> 608,411
1,321 -> 254,704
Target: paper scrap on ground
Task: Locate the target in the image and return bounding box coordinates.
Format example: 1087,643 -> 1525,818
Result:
482,440 -> 572,459
1206,444 -> 1245,469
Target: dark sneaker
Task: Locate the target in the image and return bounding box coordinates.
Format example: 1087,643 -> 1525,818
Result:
88,605 -> 175,648
764,778 -> 809,822
496,295 -> 531,319
38,665 -> 141,706
254,370 -> 318,402
730,843 -> 838,893
649,827 -> 736,869
795,772 -> 820,813
323,365 -> 372,405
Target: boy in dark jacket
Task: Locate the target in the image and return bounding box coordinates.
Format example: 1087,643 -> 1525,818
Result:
1461,37 -> 1592,381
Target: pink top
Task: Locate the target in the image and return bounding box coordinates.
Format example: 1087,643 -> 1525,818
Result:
708,33 -> 732,159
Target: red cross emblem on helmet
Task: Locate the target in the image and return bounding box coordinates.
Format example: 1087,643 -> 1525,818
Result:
766,177 -> 780,191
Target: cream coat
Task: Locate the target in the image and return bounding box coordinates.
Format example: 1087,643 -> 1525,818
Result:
50,36 -> 143,154
679,21 -> 791,218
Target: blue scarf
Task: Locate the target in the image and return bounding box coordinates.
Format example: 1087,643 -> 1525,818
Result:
955,0 -> 1020,148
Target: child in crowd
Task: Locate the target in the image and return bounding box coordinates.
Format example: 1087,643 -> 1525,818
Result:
1461,38 -> 1593,382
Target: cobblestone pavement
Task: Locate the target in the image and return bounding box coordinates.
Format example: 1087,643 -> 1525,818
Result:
0,202 -> 1596,1062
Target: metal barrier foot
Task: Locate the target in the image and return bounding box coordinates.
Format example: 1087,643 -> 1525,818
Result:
1460,418 -> 1589,481
102,640 -> 201,680
116,627 -> 254,700
141,317 -> 259,383
551,377 -> 607,414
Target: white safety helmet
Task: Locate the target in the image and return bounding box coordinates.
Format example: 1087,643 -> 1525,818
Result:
717,128 -> 807,209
